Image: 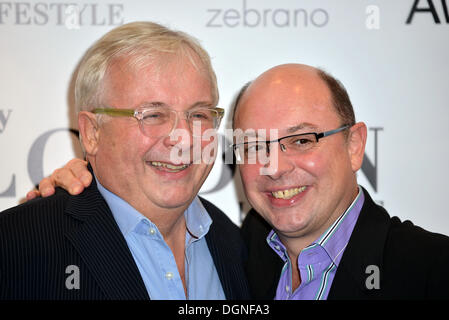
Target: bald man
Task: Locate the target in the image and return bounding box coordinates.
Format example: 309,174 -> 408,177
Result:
235,64 -> 449,300
29,64 -> 449,300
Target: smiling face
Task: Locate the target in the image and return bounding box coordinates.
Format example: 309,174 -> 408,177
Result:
235,64 -> 366,244
80,53 -> 217,218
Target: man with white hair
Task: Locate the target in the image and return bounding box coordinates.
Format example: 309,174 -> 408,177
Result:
0,21 -> 250,300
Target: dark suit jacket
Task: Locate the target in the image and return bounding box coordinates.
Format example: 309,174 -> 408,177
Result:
241,188 -> 449,299
0,177 -> 250,300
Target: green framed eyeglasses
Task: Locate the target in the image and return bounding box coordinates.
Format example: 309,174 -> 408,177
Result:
93,106 -> 225,138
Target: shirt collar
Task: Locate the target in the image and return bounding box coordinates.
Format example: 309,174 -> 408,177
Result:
267,185 -> 365,267
312,186 -> 364,266
95,175 -> 212,240
185,197 -> 212,240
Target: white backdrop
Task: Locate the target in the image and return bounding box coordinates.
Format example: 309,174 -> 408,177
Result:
1,0 -> 448,236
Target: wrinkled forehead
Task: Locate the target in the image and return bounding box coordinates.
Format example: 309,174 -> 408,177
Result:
100,53 -> 217,106
104,51 -> 209,84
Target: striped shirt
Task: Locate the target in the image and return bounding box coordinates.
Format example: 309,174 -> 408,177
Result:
267,186 -> 365,300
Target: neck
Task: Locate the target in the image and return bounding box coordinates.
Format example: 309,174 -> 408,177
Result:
125,196 -> 190,240
277,184 -> 360,290
149,206 -> 188,240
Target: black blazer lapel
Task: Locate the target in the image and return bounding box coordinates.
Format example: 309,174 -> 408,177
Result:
205,228 -> 233,299
63,177 -> 149,300
241,209 -> 283,300
328,188 -> 391,299
201,198 -> 251,300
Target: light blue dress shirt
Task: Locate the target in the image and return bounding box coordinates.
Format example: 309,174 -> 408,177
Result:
95,176 -> 225,300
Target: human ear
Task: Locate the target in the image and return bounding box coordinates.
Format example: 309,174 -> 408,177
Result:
78,111 -> 100,156
347,122 -> 367,172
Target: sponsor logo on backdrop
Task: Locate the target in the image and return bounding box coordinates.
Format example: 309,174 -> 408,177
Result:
406,0 -> 449,24
0,109 -> 12,133
362,127 -> 383,193
0,128 -> 79,198
206,0 -> 329,28
0,2 -> 124,27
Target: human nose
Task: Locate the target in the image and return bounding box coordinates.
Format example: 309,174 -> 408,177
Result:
262,144 -> 294,179
164,111 -> 193,149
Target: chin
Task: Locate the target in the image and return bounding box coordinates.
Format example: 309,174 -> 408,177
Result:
268,212 -> 310,236
152,190 -> 196,210
154,198 -> 192,210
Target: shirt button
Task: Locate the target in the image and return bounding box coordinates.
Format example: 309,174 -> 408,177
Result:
274,245 -> 281,251
149,228 -> 156,235
285,285 -> 290,293
165,272 -> 174,280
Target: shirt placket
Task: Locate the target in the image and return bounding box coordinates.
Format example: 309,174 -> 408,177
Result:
144,221 -> 186,299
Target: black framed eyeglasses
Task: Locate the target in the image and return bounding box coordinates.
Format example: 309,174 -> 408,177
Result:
232,125 -> 351,162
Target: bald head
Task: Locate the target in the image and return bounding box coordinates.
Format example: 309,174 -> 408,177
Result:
232,64 -> 355,130
234,63 -> 367,251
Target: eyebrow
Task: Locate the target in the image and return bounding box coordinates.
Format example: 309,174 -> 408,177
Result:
139,101 -> 166,108
138,101 -> 214,109
191,101 -> 215,108
234,123 -> 319,141
285,123 -> 319,134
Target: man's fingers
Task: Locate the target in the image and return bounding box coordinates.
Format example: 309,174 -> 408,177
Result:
51,167 -> 84,195
38,177 -> 56,197
36,159 -> 90,197
68,159 -> 92,187
26,190 -> 40,201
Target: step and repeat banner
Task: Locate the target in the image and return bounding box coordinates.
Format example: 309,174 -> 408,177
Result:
1,0 -> 448,235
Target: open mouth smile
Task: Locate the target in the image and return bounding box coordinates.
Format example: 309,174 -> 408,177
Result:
271,186 -> 307,200
148,161 -> 190,172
